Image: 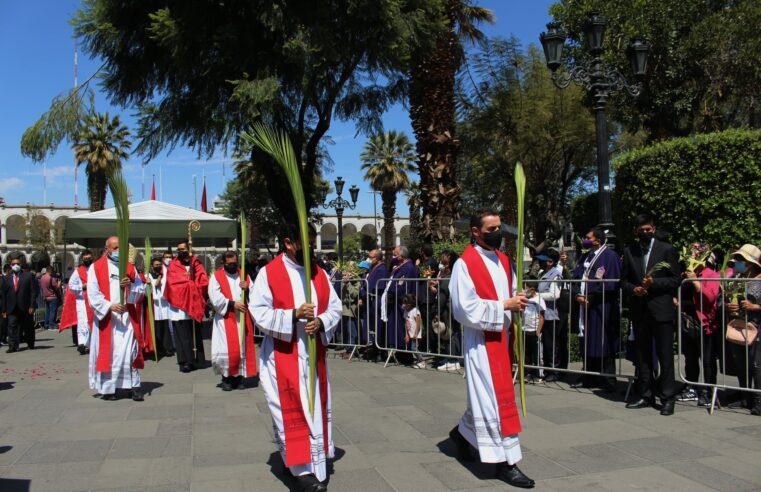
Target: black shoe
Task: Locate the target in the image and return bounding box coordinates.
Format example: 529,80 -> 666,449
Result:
220,380 -> 233,392
544,373 -> 558,383
698,390 -> 710,407
131,388 -> 144,401
496,462 -> 535,489
660,399 -> 675,416
102,394 -> 118,401
77,344 -> 87,355
294,474 -> 326,492
626,398 -> 653,409
180,364 -> 192,373
231,376 -> 243,389
449,425 -> 475,462
6,347 -> 17,353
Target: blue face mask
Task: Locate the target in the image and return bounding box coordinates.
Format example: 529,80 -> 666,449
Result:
109,251 -> 119,262
734,260 -> 747,274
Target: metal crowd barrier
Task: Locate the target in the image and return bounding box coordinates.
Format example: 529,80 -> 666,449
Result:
677,276 -> 761,414
328,277 -> 370,360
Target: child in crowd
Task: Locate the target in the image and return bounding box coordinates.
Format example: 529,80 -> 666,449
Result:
523,284 -> 546,383
403,294 -> 425,369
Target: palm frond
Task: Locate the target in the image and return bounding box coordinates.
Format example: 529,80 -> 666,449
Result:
106,166 -> 130,303
514,161 -> 527,417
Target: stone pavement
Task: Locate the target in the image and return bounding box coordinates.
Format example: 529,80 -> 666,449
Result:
1,331 -> 761,492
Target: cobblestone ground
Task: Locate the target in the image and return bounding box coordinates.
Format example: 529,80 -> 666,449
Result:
1,330 -> 760,491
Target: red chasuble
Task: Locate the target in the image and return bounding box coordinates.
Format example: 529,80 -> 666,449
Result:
164,256 -> 208,322
213,268 -> 257,377
59,265 -> 94,332
460,244 -> 521,437
265,253 -> 330,467
92,256 -> 145,373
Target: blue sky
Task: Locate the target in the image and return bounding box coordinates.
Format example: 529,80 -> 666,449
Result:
0,1 -> 555,215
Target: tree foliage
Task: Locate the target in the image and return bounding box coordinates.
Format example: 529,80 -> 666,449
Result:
458,38 -> 597,248
71,0 -> 444,223
550,0 -> 761,141
613,128 -> 761,250
360,130 -> 416,257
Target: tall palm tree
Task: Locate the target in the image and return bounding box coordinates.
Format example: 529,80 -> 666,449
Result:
360,131 -> 416,258
409,0 -> 494,242
72,112 -> 131,211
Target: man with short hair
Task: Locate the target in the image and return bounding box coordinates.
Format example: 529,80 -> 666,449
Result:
622,213 -> 680,415
165,241 -> 208,372
87,237 -> 147,401
251,225 -> 342,492
449,208 -> 534,488
208,251 -> 257,391
2,256 -> 36,353
60,250 -> 95,354
360,249 -> 388,360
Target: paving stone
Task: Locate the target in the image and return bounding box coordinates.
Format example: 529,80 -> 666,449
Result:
530,406 -> 612,425
128,404 -> 193,420
109,437 -> 171,459
608,436 -> 719,462
535,443 -> 650,474
663,460 -> 758,491
329,468 -> 395,492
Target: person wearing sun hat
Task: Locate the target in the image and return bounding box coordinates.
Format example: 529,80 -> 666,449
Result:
726,244 -> 761,415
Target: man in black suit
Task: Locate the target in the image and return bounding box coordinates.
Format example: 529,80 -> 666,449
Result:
621,214 -> 680,415
0,264 -> 9,346
2,256 -> 37,353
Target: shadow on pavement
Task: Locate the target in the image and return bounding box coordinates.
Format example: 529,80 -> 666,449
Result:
266,447 -> 345,491
436,438 -> 495,480
0,478 -> 31,492
0,382 -> 15,391
141,381 -> 164,396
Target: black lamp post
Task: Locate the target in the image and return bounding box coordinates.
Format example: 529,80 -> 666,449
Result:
319,176 -> 359,263
540,12 -> 649,244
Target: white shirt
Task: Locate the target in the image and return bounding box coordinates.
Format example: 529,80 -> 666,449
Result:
404,307 -> 421,339
522,295 -> 546,332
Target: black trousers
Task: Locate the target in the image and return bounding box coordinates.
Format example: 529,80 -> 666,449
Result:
541,318 -> 564,373
0,313 -> 7,343
154,320 -> 174,355
525,332 -> 540,376
7,311 -> 34,349
634,313 -> 676,400
173,319 -> 205,366
682,329 -> 717,386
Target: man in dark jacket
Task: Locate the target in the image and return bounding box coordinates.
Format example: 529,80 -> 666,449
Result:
0,264 -> 9,345
621,214 -> 680,415
2,256 -> 37,352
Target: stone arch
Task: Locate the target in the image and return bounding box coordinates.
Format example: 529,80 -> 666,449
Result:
321,223 -> 337,249
380,225 -> 396,248
54,216 -> 68,244
399,225 -> 411,246
342,223 -> 357,238
360,223 -> 377,237
6,214 -> 26,244
29,214 -> 51,246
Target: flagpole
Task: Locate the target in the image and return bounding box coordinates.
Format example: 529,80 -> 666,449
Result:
193,174 -> 197,209
141,164 -> 145,200
159,165 -> 163,201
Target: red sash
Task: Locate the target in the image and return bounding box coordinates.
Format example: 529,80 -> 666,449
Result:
93,257 -> 145,372
59,265 -> 94,332
214,268 -> 257,377
460,244 -> 521,436
266,253 -> 330,467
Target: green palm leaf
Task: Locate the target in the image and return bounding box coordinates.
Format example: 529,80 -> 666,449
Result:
106,166 -> 130,304
144,237 -> 158,361
514,161 -> 527,417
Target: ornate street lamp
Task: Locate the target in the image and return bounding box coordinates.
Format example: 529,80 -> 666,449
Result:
319,176 -> 359,263
540,11 -> 649,244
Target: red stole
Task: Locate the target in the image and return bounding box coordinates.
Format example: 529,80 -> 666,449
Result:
93,257 -> 145,373
164,256 -> 208,322
213,268 -> 257,377
59,265 -> 94,332
266,253 -> 330,467
460,244 -> 521,437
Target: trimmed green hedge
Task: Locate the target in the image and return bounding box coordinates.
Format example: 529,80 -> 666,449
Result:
613,129 -> 761,250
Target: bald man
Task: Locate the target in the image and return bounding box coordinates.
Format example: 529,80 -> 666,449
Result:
87,237 -> 147,401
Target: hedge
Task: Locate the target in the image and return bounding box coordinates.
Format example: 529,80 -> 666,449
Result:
613,128 -> 761,251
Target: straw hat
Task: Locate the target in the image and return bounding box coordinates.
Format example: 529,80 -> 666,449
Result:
730,244 -> 761,268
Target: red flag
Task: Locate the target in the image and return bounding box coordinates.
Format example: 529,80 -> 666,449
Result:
151,176 -> 156,200
200,178 -> 208,212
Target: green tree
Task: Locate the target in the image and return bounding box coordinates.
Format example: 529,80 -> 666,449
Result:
409,0 -> 494,242
550,0 -> 761,141
360,130 -> 416,258
52,0 -> 443,224
72,112 -> 131,211
458,38 -> 597,247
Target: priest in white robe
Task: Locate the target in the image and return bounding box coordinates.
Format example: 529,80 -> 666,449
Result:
147,253 -> 175,357
87,236 -> 147,402
60,249 -> 95,354
208,251 -> 257,391
250,226 -> 341,492
449,208 -> 535,489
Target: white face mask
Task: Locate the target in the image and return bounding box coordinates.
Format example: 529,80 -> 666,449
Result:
11,264 -> 21,273
438,263 -> 446,271
163,258 -> 171,266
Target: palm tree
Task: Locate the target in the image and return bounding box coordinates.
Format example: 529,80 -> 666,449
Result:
409,0 -> 494,242
72,112 -> 131,211
360,131 -> 416,259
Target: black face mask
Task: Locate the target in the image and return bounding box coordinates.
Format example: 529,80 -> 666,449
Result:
178,250 -> 190,261
224,263 -> 238,274
638,231 -> 654,243
294,248 -> 316,267
482,230 -> 502,249
152,267 -> 162,276
82,258 -> 93,267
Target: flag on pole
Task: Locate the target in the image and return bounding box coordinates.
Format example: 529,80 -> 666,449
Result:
151,175 -> 156,200
200,178 -> 208,212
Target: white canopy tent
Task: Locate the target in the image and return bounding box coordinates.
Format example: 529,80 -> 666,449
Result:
64,200 -> 238,249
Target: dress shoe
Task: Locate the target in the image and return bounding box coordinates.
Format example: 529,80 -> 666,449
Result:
294,474 -> 327,492
131,388 -> 144,401
449,425 -> 475,462
220,380 -> 233,392
496,462 -> 535,489
6,347 -> 17,354
102,394 -> 118,401
544,373 -> 558,383
180,364 -> 192,373
625,398 -> 653,409
660,399 -> 675,416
